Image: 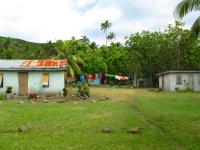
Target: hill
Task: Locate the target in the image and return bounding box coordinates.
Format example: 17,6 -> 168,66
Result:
0,36 -> 55,59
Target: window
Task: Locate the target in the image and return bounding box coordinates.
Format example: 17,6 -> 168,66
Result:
42,73 -> 49,87
176,75 -> 182,85
0,73 -> 3,88
198,74 -> 200,84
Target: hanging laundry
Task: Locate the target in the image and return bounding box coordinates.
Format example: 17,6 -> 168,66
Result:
120,76 -> 126,81
85,75 -> 88,80
125,77 -> 129,80
98,73 -> 101,79
79,75 -> 84,81
91,74 -> 96,80
115,75 -> 120,80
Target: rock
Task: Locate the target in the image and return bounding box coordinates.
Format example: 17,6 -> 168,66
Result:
99,97 -> 109,101
92,100 -> 96,103
19,101 -> 24,104
19,125 -> 28,132
43,100 -> 49,103
47,96 -> 54,99
74,102 -> 78,104
103,128 -> 111,133
58,99 -> 65,103
128,127 -> 140,134
31,101 -> 36,104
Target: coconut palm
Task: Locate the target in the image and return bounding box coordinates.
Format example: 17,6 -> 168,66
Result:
101,20 -> 112,45
174,0 -> 200,38
107,32 -> 116,44
80,36 -> 90,45
55,40 -> 84,77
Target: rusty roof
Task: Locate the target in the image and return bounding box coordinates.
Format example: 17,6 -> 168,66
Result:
0,59 -> 67,71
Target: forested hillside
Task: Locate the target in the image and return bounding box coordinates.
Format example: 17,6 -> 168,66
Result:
0,21 -> 200,86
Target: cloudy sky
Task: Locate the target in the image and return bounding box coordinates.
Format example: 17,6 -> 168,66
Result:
0,0 -> 198,44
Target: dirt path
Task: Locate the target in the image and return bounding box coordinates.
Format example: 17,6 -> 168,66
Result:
91,87 -> 186,149
131,98 -> 186,150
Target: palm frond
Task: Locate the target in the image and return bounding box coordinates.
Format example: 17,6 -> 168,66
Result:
67,65 -> 75,77
191,16 -> 200,38
174,0 -> 200,19
72,55 -> 85,65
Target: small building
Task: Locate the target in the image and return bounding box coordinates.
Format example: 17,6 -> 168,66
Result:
0,59 -> 67,95
137,78 -> 152,87
157,70 -> 200,91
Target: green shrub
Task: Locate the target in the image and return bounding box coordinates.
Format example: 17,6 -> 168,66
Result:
77,84 -> 90,98
6,86 -> 12,94
0,93 -> 5,101
63,88 -> 68,97
109,81 -> 114,87
176,87 -> 193,93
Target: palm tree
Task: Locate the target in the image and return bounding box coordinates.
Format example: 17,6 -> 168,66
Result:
89,41 -> 98,50
80,36 -> 90,45
174,0 -> 200,38
107,32 -> 116,44
54,40 -> 84,77
101,20 -> 112,45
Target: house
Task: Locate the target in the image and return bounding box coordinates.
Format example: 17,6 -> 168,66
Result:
0,59 -> 67,95
137,78 -> 152,87
157,70 -> 200,91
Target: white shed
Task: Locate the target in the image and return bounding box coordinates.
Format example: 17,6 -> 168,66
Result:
0,59 -> 67,95
157,71 -> 200,91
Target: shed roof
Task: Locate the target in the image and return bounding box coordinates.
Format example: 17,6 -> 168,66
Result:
0,59 -> 67,71
157,70 -> 200,76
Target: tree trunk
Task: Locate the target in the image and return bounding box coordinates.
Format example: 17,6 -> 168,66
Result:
106,30 -> 107,46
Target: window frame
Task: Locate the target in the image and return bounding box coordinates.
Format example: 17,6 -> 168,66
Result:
42,73 -> 49,88
0,72 -> 3,88
176,74 -> 182,85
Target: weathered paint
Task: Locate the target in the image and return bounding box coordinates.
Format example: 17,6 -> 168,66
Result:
159,73 -> 200,91
0,71 -> 18,93
28,71 -> 64,94
0,71 -> 65,95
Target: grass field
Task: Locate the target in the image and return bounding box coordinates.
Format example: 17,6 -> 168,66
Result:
0,88 -> 200,150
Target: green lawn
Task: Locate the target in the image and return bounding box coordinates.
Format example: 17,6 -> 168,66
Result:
0,88 -> 200,149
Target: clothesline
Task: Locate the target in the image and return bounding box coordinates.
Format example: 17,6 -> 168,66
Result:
78,73 -> 130,81
105,74 -> 129,81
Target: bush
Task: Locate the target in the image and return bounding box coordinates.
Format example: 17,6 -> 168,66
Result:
0,93 -> 5,101
63,88 -> 68,97
175,87 -> 193,93
77,84 -> 90,98
6,86 -> 12,94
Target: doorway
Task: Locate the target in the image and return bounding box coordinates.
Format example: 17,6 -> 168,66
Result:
188,74 -> 194,90
18,72 -> 28,96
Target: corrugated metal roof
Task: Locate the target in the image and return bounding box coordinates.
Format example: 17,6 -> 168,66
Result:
157,70 -> 200,76
0,59 -> 67,71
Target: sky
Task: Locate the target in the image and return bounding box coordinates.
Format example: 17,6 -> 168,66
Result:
0,0 -> 198,44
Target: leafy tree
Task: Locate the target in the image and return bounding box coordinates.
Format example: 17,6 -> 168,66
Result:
101,20 -> 112,45
174,0 -> 200,38
55,41 -> 84,77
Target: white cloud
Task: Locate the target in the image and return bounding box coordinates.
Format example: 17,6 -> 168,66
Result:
0,0 -> 197,44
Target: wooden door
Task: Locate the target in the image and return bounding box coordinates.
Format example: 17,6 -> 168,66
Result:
18,72 -> 28,96
188,74 -> 194,90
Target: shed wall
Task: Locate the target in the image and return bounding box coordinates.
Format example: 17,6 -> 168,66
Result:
0,71 -> 65,95
28,72 -> 64,94
161,73 -> 200,91
0,71 -> 18,93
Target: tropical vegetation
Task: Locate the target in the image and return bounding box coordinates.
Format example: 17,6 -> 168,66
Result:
0,21 -> 200,86
174,0 -> 200,38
